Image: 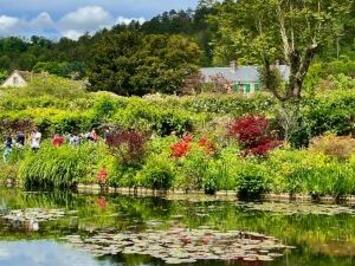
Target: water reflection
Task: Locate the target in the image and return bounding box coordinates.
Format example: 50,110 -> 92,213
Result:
0,188 -> 354,266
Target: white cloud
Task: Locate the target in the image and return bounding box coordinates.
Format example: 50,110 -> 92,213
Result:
0,6 -> 147,39
30,12 -> 54,29
116,16 -> 146,25
61,30 -> 84,41
0,15 -> 23,33
59,6 -> 111,31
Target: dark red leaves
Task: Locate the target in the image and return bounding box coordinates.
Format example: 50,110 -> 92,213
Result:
106,130 -> 146,165
229,115 -> 281,156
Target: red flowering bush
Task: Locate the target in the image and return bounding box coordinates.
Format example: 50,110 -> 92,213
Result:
96,196 -> 107,209
96,167 -> 108,188
228,115 -> 281,156
51,134 -> 65,148
106,130 -> 146,166
171,140 -> 191,158
171,133 -> 193,158
198,136 -> 215,155
171,133 -> 215,158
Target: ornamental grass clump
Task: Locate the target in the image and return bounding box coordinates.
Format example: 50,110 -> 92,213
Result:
19,143 -> 106,189
310,134 -> 355,161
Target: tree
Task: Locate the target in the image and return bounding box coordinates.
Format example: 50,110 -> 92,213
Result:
211,0 -> 352,142
88,32 -> 201,96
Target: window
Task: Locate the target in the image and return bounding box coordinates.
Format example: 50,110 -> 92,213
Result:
13,76 -> 18,85
254,83 -> 260,92
232,83 -> 239,92
245,84 -> 251,93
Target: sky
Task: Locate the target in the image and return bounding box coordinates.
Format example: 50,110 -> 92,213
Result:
0,0 -> 199,40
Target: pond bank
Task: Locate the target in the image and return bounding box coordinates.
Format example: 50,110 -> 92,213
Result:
77,184 -> 355,205
2,181 -> 355,205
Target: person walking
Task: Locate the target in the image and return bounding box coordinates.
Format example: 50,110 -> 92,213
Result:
69,133 -> 80,146
3,136 -> 13,162
15,131 -> 25,148
31,129 -> 42,151
88,129 -> 99,142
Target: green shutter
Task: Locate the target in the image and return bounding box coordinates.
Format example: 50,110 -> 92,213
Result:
232,84 -> 239,92
255,83 -> 260,91
245,84 -> 251,93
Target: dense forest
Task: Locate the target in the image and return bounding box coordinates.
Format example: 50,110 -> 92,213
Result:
0,1 -> 215,77
0,0 -> 355,95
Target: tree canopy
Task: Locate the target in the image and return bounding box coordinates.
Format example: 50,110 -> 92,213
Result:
88,32 -> 201,96
210,0 -> 353,102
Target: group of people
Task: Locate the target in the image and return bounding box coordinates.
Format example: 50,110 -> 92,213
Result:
2,129 -> 42,162
52,129 -> 102,147
2,128 -> 111,163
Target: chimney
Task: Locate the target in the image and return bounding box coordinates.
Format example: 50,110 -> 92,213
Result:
230,60 -> 237,72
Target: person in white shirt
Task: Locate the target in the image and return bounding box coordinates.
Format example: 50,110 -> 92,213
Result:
31,129 -> 42,151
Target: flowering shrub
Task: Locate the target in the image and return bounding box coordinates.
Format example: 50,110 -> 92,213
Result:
96,167 -> 108,188
171,134 -> 215,158
51,134 -> 65,148
171,140 -> 191,158
96,196 -> 107,209
198,136 -> 215,155
106,130 -> 146,166
170,133 -> 193,158
229,115 -> 281,156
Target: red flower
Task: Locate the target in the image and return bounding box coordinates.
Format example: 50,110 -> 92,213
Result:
171,133 -> 194,158
51,135 -> 65,148
171,140 -> 191,158
96,168 -> 108,185
96,196 -> 107,209
182,133 -> 193,143
198,136 -> 215,155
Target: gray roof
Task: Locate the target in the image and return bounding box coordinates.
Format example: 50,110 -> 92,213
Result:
201,65 -> 290,83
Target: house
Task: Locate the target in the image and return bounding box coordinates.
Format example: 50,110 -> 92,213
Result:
1,70 -> 33,88
200,62 -> 290,93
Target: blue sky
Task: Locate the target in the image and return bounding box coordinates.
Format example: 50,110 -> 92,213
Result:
0,0 -> 199,40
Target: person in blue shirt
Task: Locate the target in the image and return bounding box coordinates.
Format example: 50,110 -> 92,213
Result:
3,136 -> 13,163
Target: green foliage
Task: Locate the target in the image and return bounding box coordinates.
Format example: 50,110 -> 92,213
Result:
204,145 -> 240,192
175,145 -> 210,191
88,32 -> 201,96
33,61 -> 85,79
0,70 -> 7,83
305,60 -> 355,91
235,159 -> 270,199
211,0 -> 352,66
1,75 -> 87,100
137,154 -> 175,190
111,97 -> 202,136
18,143 -> 109,189
302,88 -> 355,138
266,148 -> 355,198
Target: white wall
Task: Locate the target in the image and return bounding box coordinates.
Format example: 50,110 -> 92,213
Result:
1,72 -> 27,87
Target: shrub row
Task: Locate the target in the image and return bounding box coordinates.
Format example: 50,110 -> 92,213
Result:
6,136 -> 353,200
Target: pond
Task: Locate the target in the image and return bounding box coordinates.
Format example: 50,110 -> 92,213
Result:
0,188 -> 354,266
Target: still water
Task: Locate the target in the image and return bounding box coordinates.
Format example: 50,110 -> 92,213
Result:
0,188 -> 354,266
